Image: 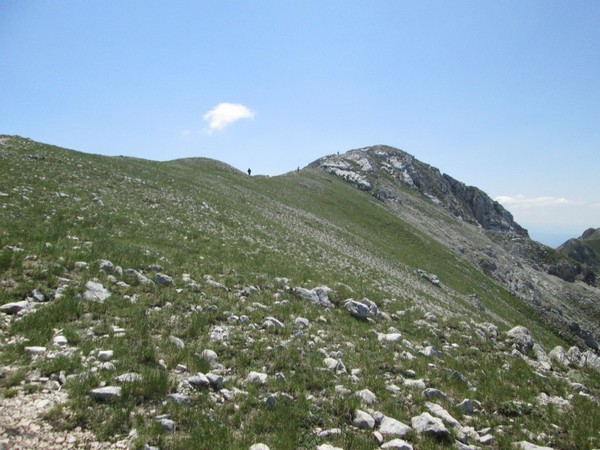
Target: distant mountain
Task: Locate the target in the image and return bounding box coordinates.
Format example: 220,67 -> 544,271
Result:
557,227 -> 600,275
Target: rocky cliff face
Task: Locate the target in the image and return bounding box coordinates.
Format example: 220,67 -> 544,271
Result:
309,145 -> 527,237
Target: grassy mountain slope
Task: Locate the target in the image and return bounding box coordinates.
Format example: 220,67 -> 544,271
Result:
1,136 -> 600,449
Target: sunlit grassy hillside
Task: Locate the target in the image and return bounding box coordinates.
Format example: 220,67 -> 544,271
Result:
1,136 -> 599,450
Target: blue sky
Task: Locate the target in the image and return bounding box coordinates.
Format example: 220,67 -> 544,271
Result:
1,1 -> 599,246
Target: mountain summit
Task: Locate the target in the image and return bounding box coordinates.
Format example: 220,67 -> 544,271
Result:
309,145 -> 526,236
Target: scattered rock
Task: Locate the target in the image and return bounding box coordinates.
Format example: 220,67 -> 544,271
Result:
294,317 -> 310,328
378,416 -> 412,438
98,259 -> 114,273
115,372 -> 143,383
410,412 -> 450,440
98,350 -> 114,361
246,371 -> 268,384
155,273 -> 175,286
355,389 -> 377,405
316,445 -> 344,450
515,442 -> 554,450
249,445 -> 270,450
24,346 -> 46,355
457,399 -> 475,415
188,373 -> 210,388
167,393 -> 190,405
352,409 -> 375,429
0,300 -> 30,315
507,326 -> 534,355
423,388 -> 446,400
380,439 -> 413,450
157,417 -> 175,433
90,386 -> 122,401
420,346 -> 443,358
53,335 -> 68,346
417,269 -> 440,287
83,280 -> 111,302
549,346 -> 568,366
201,349 -> 219,366
425,402 -> 461,429
294,286 -> 334,307
169,335 -> 185,350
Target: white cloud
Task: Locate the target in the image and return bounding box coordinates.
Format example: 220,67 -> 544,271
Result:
495,194 -> 581,209
202,102 -> 255,134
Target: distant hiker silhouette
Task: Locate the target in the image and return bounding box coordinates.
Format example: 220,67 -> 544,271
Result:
247,168 -> 251,176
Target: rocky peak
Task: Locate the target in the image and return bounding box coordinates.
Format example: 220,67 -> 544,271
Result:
309,145 -> 528,237
557,227 -> 599,278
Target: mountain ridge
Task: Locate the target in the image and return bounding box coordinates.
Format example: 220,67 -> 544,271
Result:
1,135 -> 600,449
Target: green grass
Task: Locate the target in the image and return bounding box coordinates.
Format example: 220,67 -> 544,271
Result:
1,135 -> 599,449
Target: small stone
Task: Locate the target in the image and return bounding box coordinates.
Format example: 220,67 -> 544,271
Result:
515,442 -> 553,450
207,373 -> 224,389
169,335 -> 185,350
263,316 -> 285,329
403,378 -> 426,389
99,362 -> 116,371
249,444 -> 270,450
158,418 -> 175,433
381,439 -> 413,450
294,317 -> 310,328
378,332 -> 403,342
457,399 -> 475,415
507,326 -> 534,355
167,393 -> 190,405
355,388 -> 377,405
188,373 -> 210,388
24,346 -> 47,355
335,385 -> 351,395
344,299 -> 370,320
423,388 -> 446,400
317,428 -> 342,438
90,386 -> 122,400
155,273 -> 175,286
317,445 -> 344,450
83,279 -> 111,302
98,259 -> 114,272
0,300 -> 30,315
411,412 -> 450,440
353,409 -> 375,429
115,372 -> 143,383
479,434 -> 495,445
53,335 -> 68,346
246,371 -> 268,384
421,346 -> 443,358
265,394 -> 277,409
98,350 -> 114,361
379,416 -> 412,438
201,349 -> 219,366
31,289 -> 46,302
